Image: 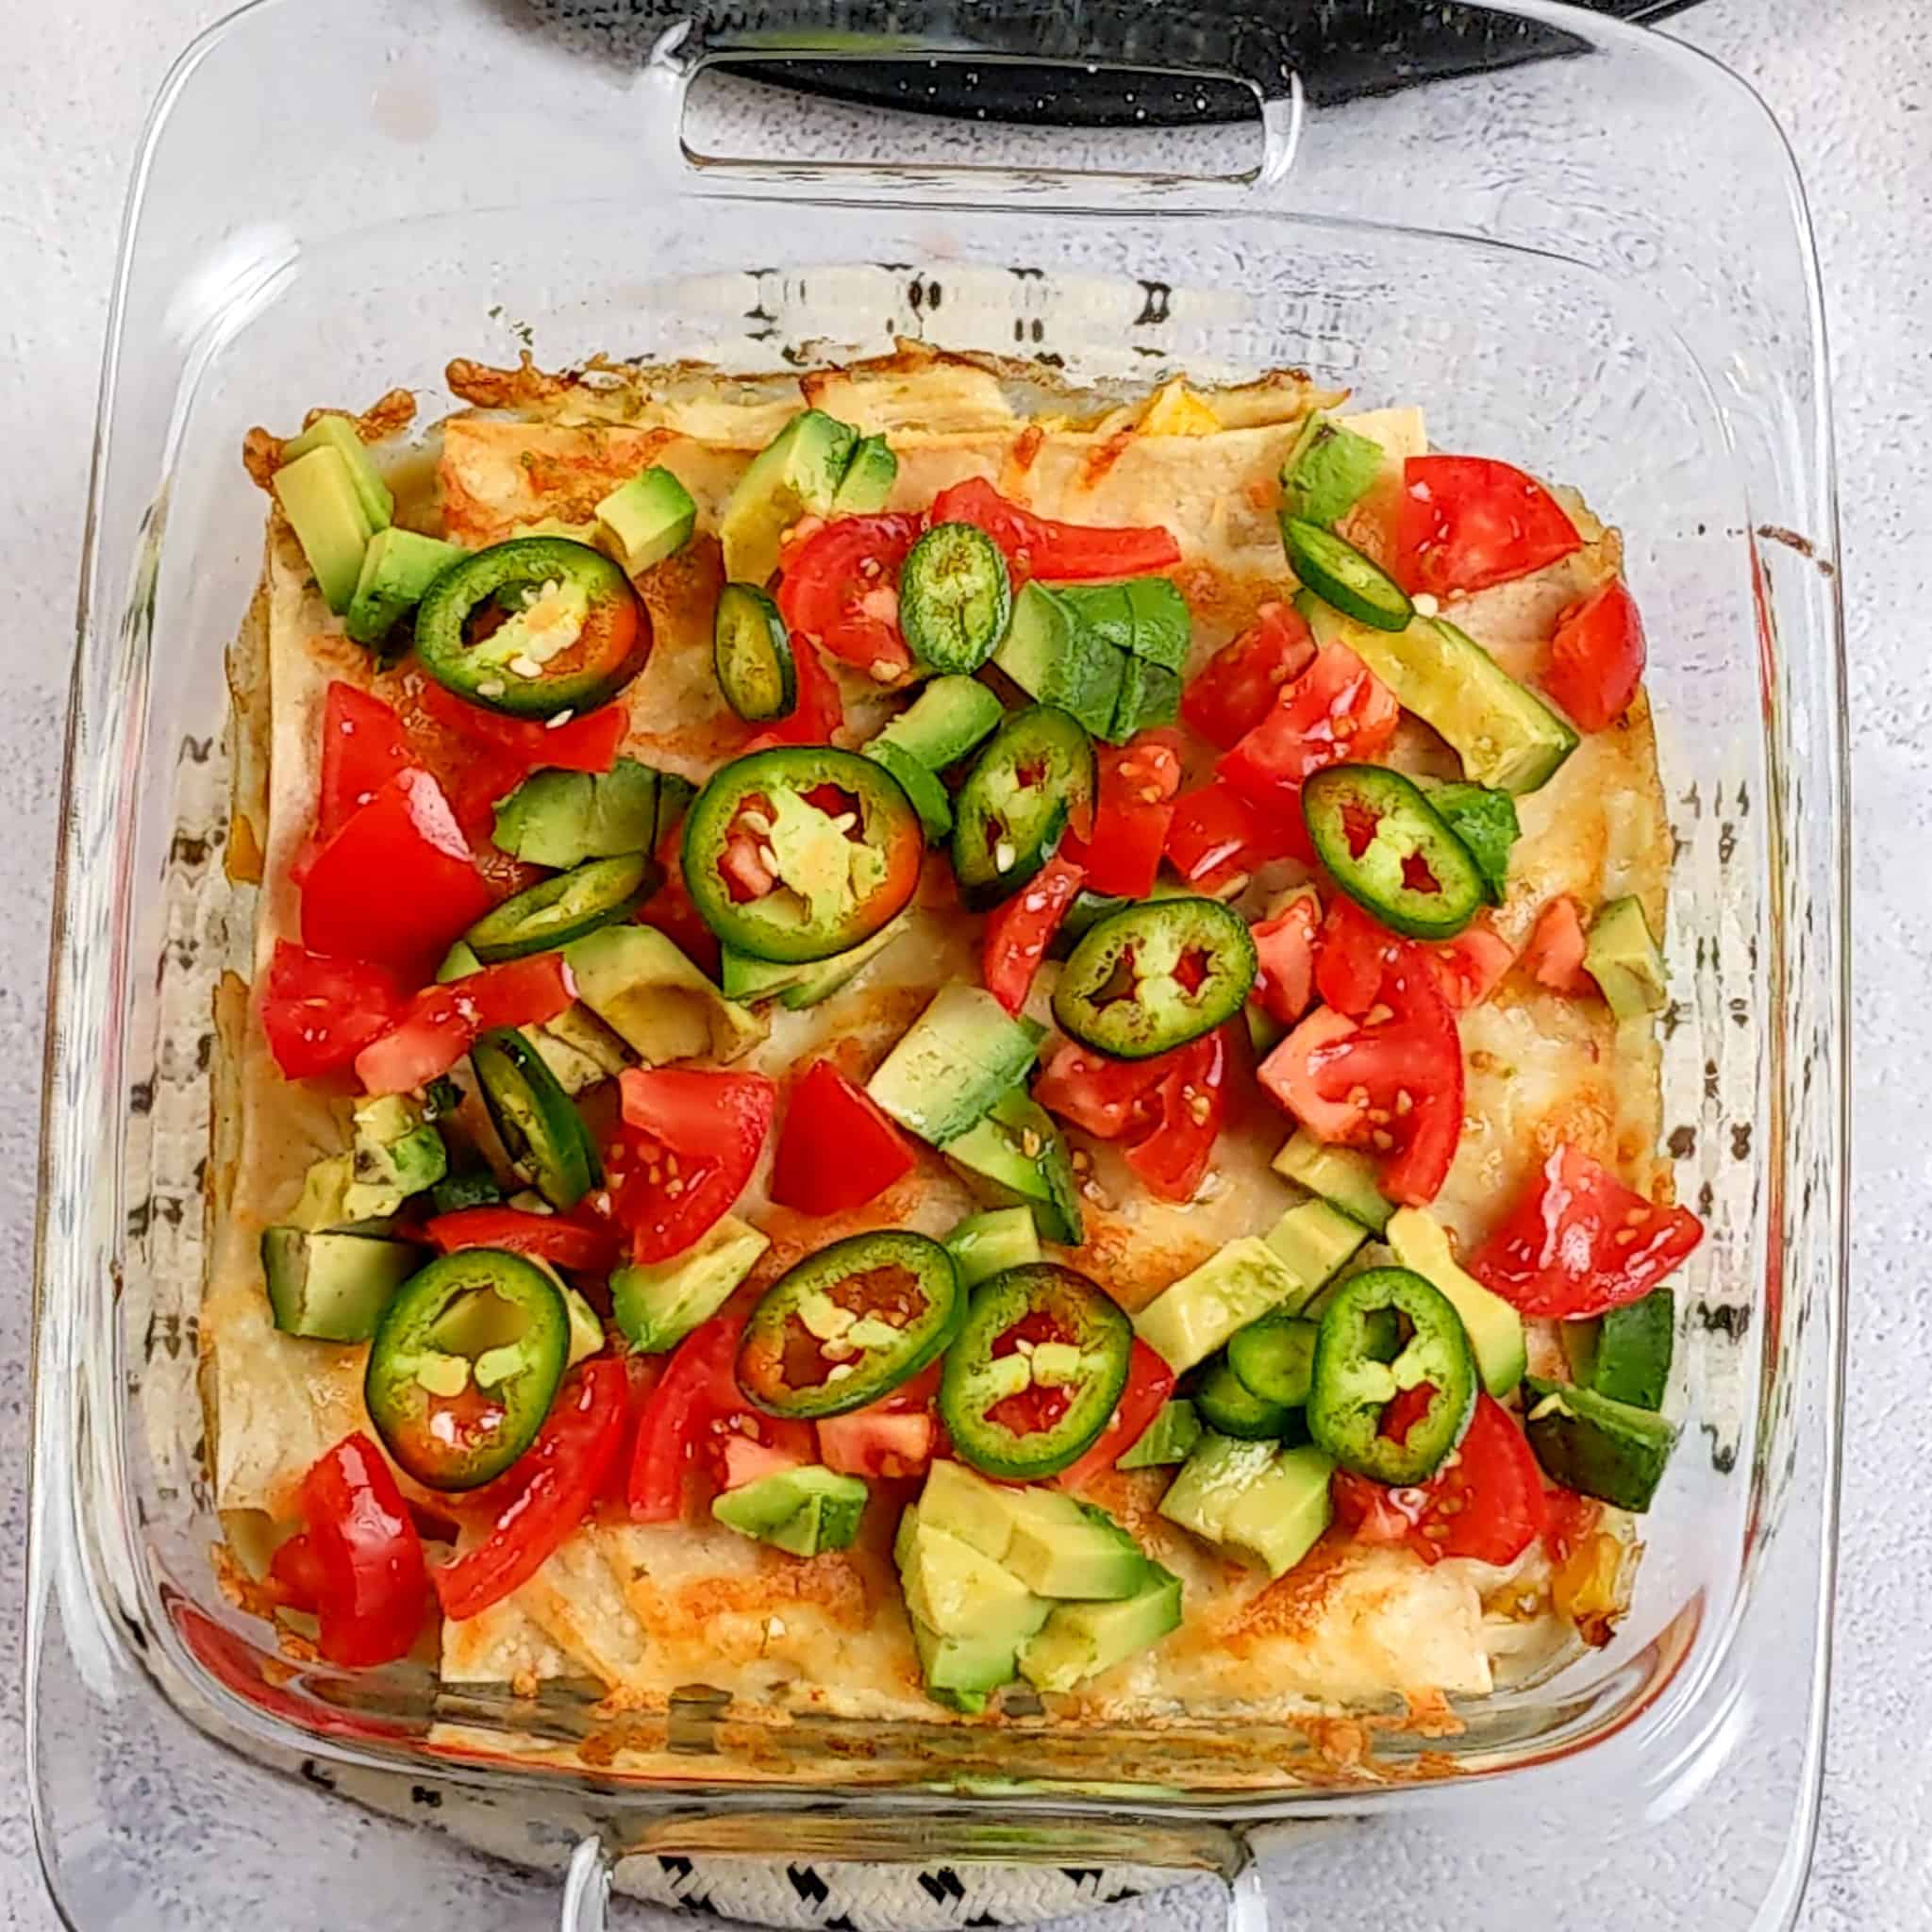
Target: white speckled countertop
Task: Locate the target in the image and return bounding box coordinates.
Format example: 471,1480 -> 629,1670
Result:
1,2 -> 1918,1925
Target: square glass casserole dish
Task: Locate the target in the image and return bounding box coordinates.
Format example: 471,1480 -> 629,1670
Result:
28,3 -> 1847,1927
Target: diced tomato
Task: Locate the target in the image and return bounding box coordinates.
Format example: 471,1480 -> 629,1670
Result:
634,831 -> 722,976
1181,603 -> 1315,750
926,477 -> 1181,584
719,1431 -> 814,1491
744,634 -> 845,752
1542,1487 -> 1604,1565
424,1206 -> 622,1274
433,1357 -> 629,1622
1035,1041 -> 1168,1140
1122,1028 -> 1230,1204
627,1314 -> 814,1522
259,941 -> 407,1081
775,512 -> 923,677
1521,895 -> 1592,994
1058,734 -> 1184,898
354,952 -> 575,1094
818,1407 -> 936,1480
316,683 -> 419,846
299,769 -> 497,981
610,1067 -> 776,1262
287,1432 -> 428,1666
1259,947 -> 1464,1206
1313,894 -> 1406,1018
1427,923 -> 1516,1010
1542,578 -> 1646,732
1469,1144 -> 1704,1318
1164,779 -> 1298,895
1333,1393 -> 1545,1568
1057,1339 -> 1177,1490
981,853 -> 1086,1016
770,1059 -> 918,1216
1250,893 -> 1321,1026
1216,641 -> 1400,845
1394,455 -> 1582,599
415,677 -> 628,774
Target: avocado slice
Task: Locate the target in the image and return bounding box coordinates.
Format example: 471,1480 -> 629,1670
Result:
345,527 -> 464,651
941,1087 -> 1083,1246
1385,1207 -> 1528,1397
866,983 -> 1041,1148
865,739 -> 953,841
1216,1443 -> 1336,1577
720,912 -> 908,1009
1263,1199 -> 1367,1295
281,413 -> 394,533
993,581 -> 1126,741
1157,1431 -> 1277,1545
943,1207 -> 1041,1288
564,925 -> 767,1064
910,1616 -> 1018,1713
1117,1398 -> 1203,1470
1523,1376 -> 1680,1512
1589,1289 -> 1675,1412
1585,896 -> 1670,1020
1277,412 -> 1384,528
1004,1501 -> 1151,1601
918,1458 -> 1040,1566
346,1094 -> 447,1220
713,1465 -> 869,1556
525,1003 -> 632,1096
261,1228 -> 421,1342
720,409 -> 858,584
1018,1565 -> 1182,1693
830,433 -> 898,514
595,465 -> 697,575
611,1213 -> 769,1353
1134,1234 -> 1325,1374
1301,597 -> 1577,794
1106,655 -> 1182,745
493,758 -> 670,868
870,675 -> 1004,772
288,1153 -> 359,1233
894,1510 -> 1051,1641
273,446 -> 375,615
1270,1130 -> 1392,1234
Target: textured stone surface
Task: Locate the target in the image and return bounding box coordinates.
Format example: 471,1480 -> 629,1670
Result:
0,0 -> 1916,1925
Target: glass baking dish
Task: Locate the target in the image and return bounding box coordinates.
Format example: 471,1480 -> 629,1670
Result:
28,2 -> 1846,1927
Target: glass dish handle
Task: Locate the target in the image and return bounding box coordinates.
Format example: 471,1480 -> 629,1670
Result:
559,1837 -> 612,1932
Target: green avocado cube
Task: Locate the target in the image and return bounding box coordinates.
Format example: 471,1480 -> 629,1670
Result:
345,527 -> 465,651
261,1228 -> 422,1342
273,445 -> 375,614
1585,895 -> 1671,1021
596,465 -> 697,575
910,1616 -> 1017,1712
712,1465 -> 869,1556
866,984 -> 1041,1148
941,1087 -> 1083,1246
612,1214 -> 769,1353
1017,1565 -> 1182,1693
282,413 -> 394,533
830,434 -> 898,514
1523,1377 -> 1680,1513
1116,1399 -> 1203,1470
872,675 -> 1005,771
1278,412 -> 1384,528
943,1207 -> 1041,1288
720,409 -> 858,584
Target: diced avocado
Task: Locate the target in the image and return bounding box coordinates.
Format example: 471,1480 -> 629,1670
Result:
896,1514 -> 1050,1641
1386,1207 -> 1528,1397
555,1276 -> 606,1367
1271,1130 -> 1391,1234
1523,1376 -> 1680,1513
1263,1198 -> 1369,1292
941,1087 -> 1083,1246
594,465 -> 697,575
1301,598 -> 1577,794
713,1464 -> 869,1557
289,1153 -> 357,1232
918,1458 -> 1058,1566
872,675 -> 1005,771
1005,1501 -> 1151,1600
564,925 -> 767,1064
830,433 -> 898,514
1560,1317 -> 1601,1387
944,1207 -> 1041,1288
1106,655 -> 1182,745
438,940 -> 483,983
281,413 -> 394,533
611,1213 -> 769,1353
1426,781 -> 1520,906
993,581 -> 1126,741
866,984 -> 1041,1147
345,527 -> 465,651
1217,1444 -> 1335,1577
866,739 -> 952,841
1018,1565 -> 1181,1692
1053,578 -> 1191,672
720,913 -> 908,1009
911,1616 -> 1016,1712
1156,1431 -> 1277,1543
1245,1003 -> 1288,1059
1133,1236 -> 1314,1374
493,758 -> 669,868
1117,1398 -> 1203,1470
427,1166 -> 501,1216
1278,413 -> 1384,528
525,1003 -> 632,1096
720,409 -> 858,584
261,1228 -> 421,1342
1586,896 -> 1670,1021
1590,1290 -> 1675,1412
346,1094 -> 447,1219
273,446 -> 375,615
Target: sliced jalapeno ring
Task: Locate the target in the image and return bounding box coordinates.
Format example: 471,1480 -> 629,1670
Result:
950,704 -> 1097,912
1281,517 -> 1415,634
365,1246 -> 571,1490
682,745 -> 924,965
464,853 -> 659,964
713,581 -> 797,723
1227,1311 -> 1320,1408
938,1263 -> 1132,1480
738,1230 -> 963,1419
1302,765 -> 1485,941
1193,1355 -> 1296,1441
414,536 -> 651,720
899,522 -> 1012,675
470,1026 -> 601,1210
1052,895 -> 1257,1060
1306,1266 -> 1477,1485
